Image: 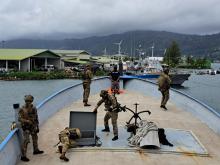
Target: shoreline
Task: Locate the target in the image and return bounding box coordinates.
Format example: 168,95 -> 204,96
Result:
0,76 -> 80,81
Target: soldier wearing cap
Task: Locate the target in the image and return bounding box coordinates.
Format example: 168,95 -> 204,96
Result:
82,64 -> 93,106
58,127 -> 81,162
18,95 -> 44,162
158,68 -> 171,110
93,90 -> 119,141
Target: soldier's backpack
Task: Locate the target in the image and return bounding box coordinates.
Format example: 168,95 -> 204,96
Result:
158,74 -> 169,91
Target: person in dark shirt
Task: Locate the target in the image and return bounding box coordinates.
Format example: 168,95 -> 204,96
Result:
110,65 -> 120,94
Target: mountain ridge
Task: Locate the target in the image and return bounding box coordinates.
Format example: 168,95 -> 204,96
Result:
2,30 -> 220,58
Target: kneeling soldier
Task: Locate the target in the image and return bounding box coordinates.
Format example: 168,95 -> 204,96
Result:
58,127 -> 81,162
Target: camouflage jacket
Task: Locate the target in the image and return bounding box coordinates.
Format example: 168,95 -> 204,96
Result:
59,128 -> 81,140
82,69 -> 93,83
18,104 -> 39,130
158,73 -> 171,91
59,128 -> 70,139
97,94 -> 118,111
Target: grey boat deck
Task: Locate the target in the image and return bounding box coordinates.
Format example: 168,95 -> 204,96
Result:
17,90 -> 220,165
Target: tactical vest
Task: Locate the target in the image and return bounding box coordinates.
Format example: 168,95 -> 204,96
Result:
19,105 -> 37,130
82,71 -> 87,80
105,95 -> 118,112
158,73 -> 170,91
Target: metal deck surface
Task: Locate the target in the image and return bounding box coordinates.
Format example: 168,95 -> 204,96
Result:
16,90 -> 220,165
73,127 -> 208,156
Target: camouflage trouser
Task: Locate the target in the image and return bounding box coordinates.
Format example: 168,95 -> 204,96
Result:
104,111 -> 118,136
83,82 -> 91,103
21,129 -> 38,157
111,81 -> 119,90
60,136 -> 77,153
161,90 -> 170,106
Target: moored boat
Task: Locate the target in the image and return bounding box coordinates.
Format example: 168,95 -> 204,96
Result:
124,59 -> 190,86
122,73 -> 190,86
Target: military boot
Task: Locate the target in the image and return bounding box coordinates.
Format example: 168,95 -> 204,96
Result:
112,136 -> 118,141
84,102 -> 91,106
21,156 -> 30,162
33,149 -> 44,155
102,126 -> 110,132
58,146 -> 63,154
160,105 -> 167,110
60,154 -> 69,162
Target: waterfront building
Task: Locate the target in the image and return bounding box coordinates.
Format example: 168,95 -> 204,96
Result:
0,49 -> 61,72
53,50 -> 91,67
0,49 -> 93,72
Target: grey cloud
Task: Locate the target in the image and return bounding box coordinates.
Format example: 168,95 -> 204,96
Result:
0,0 -> 220,40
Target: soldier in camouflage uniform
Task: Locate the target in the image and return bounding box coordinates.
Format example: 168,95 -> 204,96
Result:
58,127 -> 81,162
82,64 -> 93,106
158,68 -> 171,110
93,90 -> 119,141
18,95 -> 44,162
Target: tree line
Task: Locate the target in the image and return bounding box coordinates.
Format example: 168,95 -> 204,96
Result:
163,41 -> 211,69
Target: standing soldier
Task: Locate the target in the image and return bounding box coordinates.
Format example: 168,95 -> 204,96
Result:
58,127 -> 81,162
18,95 -> 44,162
93,90 -> 119,141
158,68 -> 171,110
110,65 -> 120,94
82,64 -> 93,106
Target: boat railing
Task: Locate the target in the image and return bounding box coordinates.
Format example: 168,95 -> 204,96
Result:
0,128 -> 20,165
1,76 -> 219,165
122,78 -> 220,134
0,77 -> 111,165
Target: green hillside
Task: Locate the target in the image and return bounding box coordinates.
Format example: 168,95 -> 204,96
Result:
3,30 -> 220,60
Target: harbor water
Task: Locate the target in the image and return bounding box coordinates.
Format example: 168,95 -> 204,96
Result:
1,66 -> 220,142
0,79 -> 81,141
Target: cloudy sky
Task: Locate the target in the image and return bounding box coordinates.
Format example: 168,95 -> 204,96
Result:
0,0 -> 220,40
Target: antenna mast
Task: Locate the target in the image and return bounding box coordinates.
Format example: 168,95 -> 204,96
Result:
103,48 -> 107,55
151,42 -> 154,57
114,40 -> 123,60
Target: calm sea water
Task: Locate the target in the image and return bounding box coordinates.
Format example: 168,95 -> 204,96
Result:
0,79 -> 81,141
176,63 -> 220,114
0,64 -> 220,141
176,74 -> 220,113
